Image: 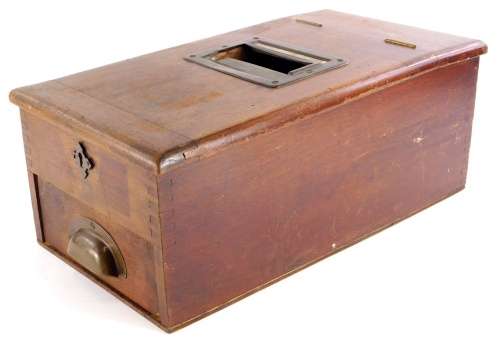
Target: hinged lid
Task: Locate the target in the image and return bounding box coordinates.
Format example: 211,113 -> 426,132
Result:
9,10 -> 487,174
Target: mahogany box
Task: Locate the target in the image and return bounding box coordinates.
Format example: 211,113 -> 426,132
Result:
9,10 -> 487,332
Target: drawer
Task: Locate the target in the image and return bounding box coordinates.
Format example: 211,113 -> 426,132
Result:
36,177 -> 159,317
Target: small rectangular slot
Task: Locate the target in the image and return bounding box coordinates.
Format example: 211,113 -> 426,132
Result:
211,44 -> 312,74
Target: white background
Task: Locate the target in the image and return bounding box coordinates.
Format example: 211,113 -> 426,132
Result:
1,1 -> 498,341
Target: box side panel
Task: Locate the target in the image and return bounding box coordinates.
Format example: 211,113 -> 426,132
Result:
159,58 -> 479,328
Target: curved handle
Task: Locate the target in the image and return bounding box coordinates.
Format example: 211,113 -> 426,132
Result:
67,216 -> 126,278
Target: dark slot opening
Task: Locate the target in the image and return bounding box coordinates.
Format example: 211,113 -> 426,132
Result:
215,44 -> 311,74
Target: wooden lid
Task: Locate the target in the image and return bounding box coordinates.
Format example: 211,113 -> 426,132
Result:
10,10 -> 487,174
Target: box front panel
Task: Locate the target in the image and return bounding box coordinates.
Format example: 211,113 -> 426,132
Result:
159,58 -> 479,328
19,111 -> 163,319
19,109 -> 161,246
38,178 -> 159,314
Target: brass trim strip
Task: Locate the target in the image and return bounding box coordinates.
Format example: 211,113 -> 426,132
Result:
296,19 -> 322,27
384,38 -> 417,49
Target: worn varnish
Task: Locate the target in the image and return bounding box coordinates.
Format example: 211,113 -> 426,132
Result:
159,58 -> 479,328
10,10 -> 486,172
9,10 -> 486,332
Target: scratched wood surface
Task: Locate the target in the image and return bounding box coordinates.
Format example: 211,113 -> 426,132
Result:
9,10 -> 486,173
159,58 -> 479,328
9,9 -> 487,333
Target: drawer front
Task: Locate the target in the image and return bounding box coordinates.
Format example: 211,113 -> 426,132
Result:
37,177 -> 159,316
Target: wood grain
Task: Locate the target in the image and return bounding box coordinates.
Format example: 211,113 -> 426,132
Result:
153,245 -> 170,327
19,110 -> 161,246
38,178 -> 159,316
27,171 -> 44,242
159,58 -> 479,327
9,10 -> 486,173
9,9 -> 487,333
18,110 -> 170,326
38,241 -> 170,332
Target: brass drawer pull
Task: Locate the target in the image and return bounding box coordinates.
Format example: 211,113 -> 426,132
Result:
67,216 -> 126,278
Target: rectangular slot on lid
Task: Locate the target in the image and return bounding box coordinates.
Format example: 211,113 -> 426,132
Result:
185,38 -> 349,88
211,44 -> 313,74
